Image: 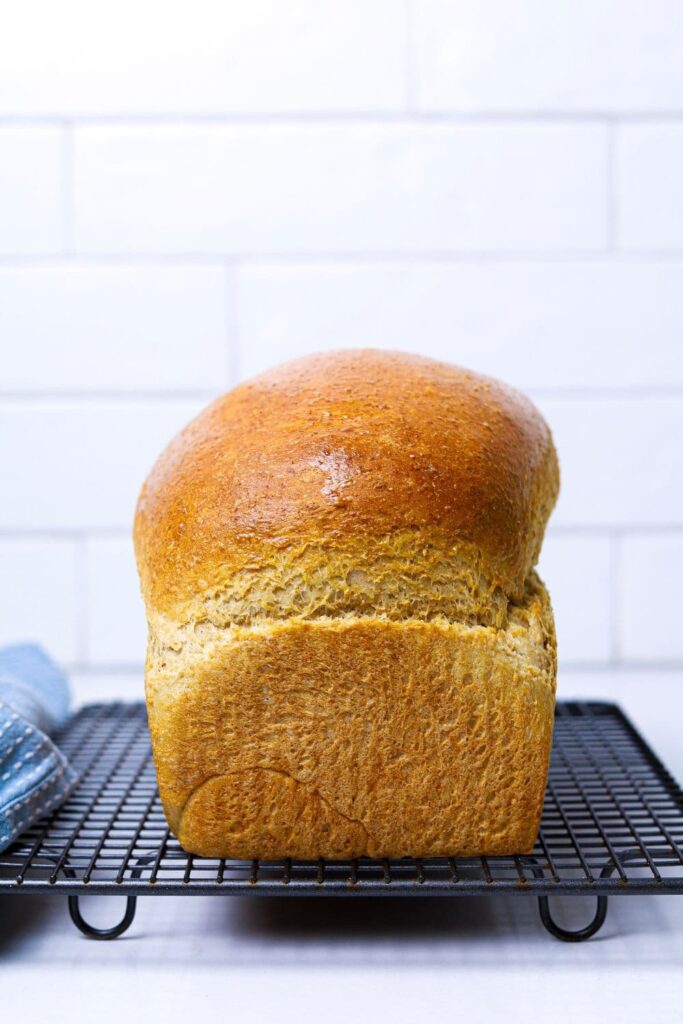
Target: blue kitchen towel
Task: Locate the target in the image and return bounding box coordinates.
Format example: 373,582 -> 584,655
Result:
0,644 -> 77,851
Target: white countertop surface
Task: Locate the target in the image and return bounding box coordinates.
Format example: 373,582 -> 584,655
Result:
1,679 -> 682,1024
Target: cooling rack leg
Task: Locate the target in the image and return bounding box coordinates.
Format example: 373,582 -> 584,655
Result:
67,894 -> 137,940
536,894 -> 609,942
521,856 -> 609,942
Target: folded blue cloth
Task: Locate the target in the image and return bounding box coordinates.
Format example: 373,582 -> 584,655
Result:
0,644 -> 77,851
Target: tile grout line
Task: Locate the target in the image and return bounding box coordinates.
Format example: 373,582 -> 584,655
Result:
0,390 -> 220,401
3,111 -> 683,126
605,119 -> 619,251
4,251 -> 683,266
60,121 -> 76,256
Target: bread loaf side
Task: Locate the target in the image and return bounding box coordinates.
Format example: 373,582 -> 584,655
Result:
135,350 -> 559,858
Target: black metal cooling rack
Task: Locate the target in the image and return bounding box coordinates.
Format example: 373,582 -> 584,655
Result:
1,700 -> 682,943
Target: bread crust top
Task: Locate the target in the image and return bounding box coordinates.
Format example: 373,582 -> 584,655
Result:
134,350 -> 559,617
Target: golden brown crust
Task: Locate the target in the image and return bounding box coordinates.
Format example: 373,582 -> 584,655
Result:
135,349 -> 560,858
146,573 -> 556,859
134,350 -> 559,619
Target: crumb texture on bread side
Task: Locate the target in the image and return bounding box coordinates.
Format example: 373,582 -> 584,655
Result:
145,573 -> 556,859
135,350 -> 560,859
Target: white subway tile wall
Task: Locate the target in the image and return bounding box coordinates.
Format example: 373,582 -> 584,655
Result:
414,0 -> 683,113
73,123 -> 607,255
0,1 -> 408,115
0,540 -> 79,664
0,0 -> 681,703
617,124 -> 683,250
237,262 -> 683,386
537,536 -> 613,665
0,128 -> 64,254
0,400 -> 206,529
619,535 -> 683,661
83,537 -> 147,666
0,266 -> 230,392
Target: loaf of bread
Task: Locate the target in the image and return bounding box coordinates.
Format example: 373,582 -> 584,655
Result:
134,350 -> 559,859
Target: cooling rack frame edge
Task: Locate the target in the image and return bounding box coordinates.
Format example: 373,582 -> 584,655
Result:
1,699 -> 682,943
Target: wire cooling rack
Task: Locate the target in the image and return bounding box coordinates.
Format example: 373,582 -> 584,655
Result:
1,700 -> 682,942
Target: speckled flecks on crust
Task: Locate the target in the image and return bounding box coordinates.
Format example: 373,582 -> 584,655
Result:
135,350 -> 560,859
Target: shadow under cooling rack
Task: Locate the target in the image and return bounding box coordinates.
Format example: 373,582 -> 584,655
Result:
1,700 -> 682,941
